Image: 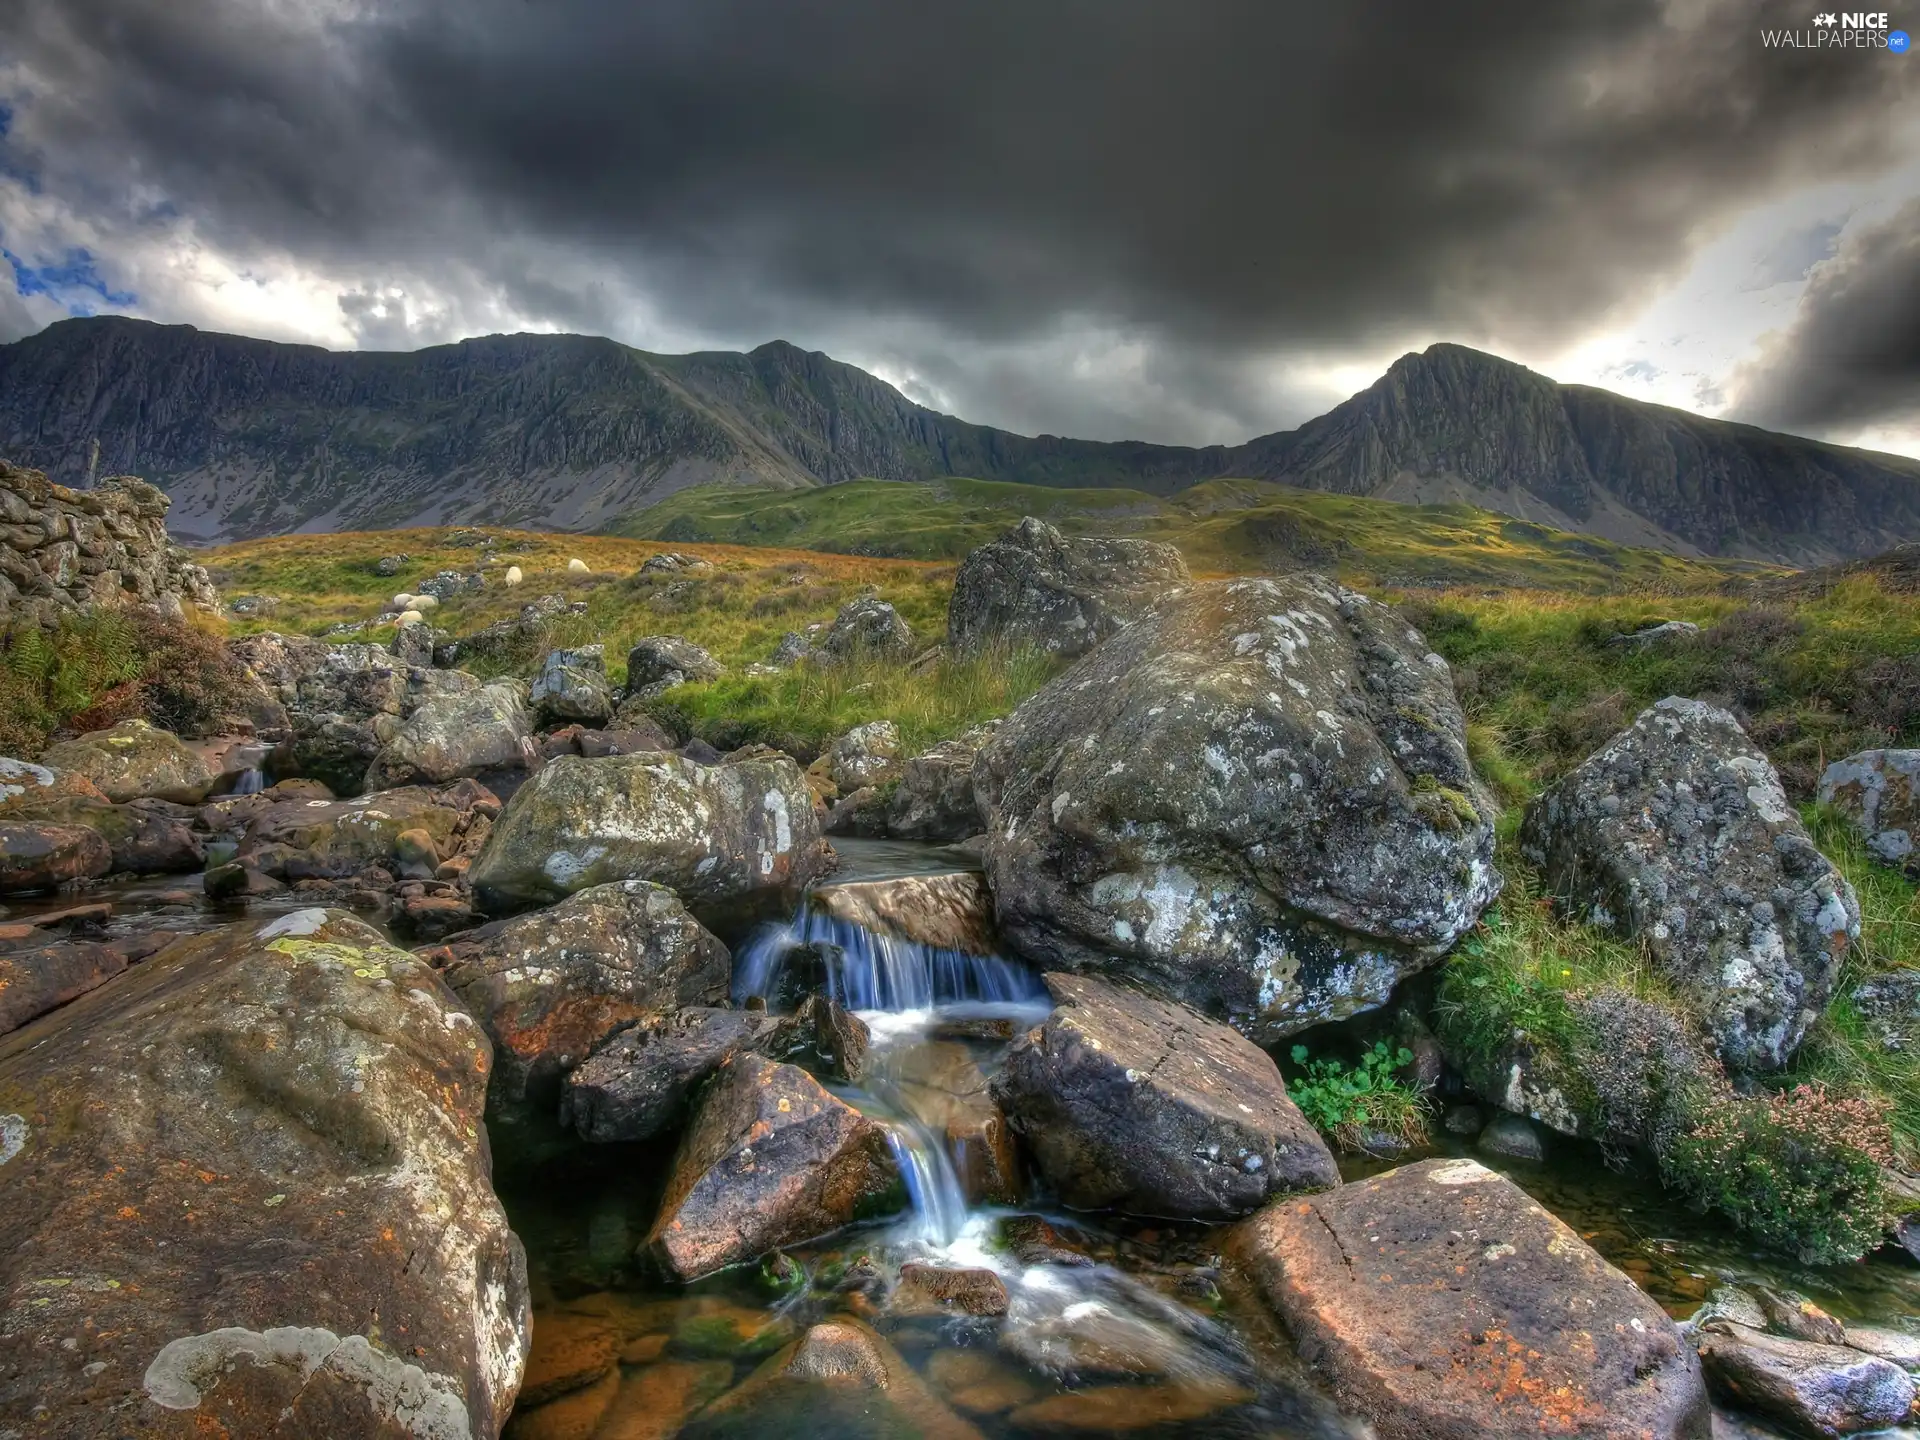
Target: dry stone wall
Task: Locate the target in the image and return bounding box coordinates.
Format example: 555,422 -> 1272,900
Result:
0,458 -> 220,626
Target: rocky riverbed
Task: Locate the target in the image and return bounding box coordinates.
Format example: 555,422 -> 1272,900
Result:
4,505 -> 1919,1438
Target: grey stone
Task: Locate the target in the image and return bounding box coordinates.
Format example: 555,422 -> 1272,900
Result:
625,635 -> 724,695
530,645 -> 616,726
819,597 -> 913,664
1695,1323 -> 1914,1439
1477,1111 -> 1545,1161
1819,748 -> 1920,871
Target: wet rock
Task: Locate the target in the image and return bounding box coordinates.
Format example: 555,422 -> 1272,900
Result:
991,972 -> 1339,1219
590,1358 -> 733,1440
948,516 -> 1192,659
364,678 -> 534,790
811,871 -> 998,956
790,995 -> 871,1084
926,1348 -> 1041,1415
998,1215 -> 1095,1268
562,1008 -> 796,1143
1520,698 -> 1859,1071
1477,1111 -> 1545,1161
889,1264 -> 1010,1318
0,907 -> 529,1438
1608,620 -> 1703,649
645,1053 -> 901,1280
671,1303 -> 798,1360
1839,1325 -> 1920,1370
1754,1290 -> 1848,1348
469,750 -> 831,912
884,726 -> 995,841
625,636 -> 724,696
504,1367 -> 619,1440
202,859 -> 287,900
691,1318 -> 982,1440
1443,1103 -> 1485,1136
1007,1378 -> 1255,1432
432,881 -> 730,1131
237,779 -> 494,881
1695,1324 -> 1914,1439
1819,749 -> 1919,872
530,646 -> 616,727
1231,1156 -> 1709,1440
0,820 -> 112,893
41,718 -> 215,803
516,1312 -> 619,1407
3,795 -> 203,878
819,597 -> 914,664
976,577 -> 1499,1040
0,936 -> 126,1035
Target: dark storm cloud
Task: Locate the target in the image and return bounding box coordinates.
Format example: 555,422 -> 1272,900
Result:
3,0 -> 1916,439
1733,198 -> 1920,438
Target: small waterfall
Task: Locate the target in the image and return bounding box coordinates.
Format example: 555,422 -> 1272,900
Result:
880,1116 -> 970,1248
231,766 -> 266,796
733,905 -> 1045,1011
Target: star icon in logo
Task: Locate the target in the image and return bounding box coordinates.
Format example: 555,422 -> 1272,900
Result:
1813,11 -> 1837,23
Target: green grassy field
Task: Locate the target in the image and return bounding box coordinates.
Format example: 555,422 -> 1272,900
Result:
617,476 -> 1760,591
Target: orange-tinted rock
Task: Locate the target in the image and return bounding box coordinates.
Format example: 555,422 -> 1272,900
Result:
0,907 -> 529,1437
1007,1378 -> 1255,1430
875,1038 -> 1018,1205
0,936 -> 126,1035
811,872 -> 997,956
0,758 -> 106,814
594,1359 -> 734,1440
926,1348 -> 1041,1415
1231,1157 -> 1710,1440
504,1366 -> 620,1440
0,820 -> 111,893
890,1264 -> 1010,1318
518,1311 -> 619,1407
646,1054 -> 901,1280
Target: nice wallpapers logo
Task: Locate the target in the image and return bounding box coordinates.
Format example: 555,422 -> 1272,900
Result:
1762,11 -> 1912,48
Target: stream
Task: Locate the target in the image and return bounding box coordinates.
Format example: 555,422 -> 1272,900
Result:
21,840 -> 1920,1436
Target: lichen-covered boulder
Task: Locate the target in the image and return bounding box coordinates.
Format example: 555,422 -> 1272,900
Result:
883,725 -> 995,841
364,679 -> 534,790
40,719 -> 215,804
810,721 -> 903,795
0,757 -> 107,814
429,881 -> 730,1134
1,795 -> 204,877
468,751 -> 832,912
624,636 -> 724,696
234,633 -> 484,796
975,576 -> 1499,1039
1231,1158 -> 1710,1440
529,646 -> 616,727
645,1054 -> 901,1280
560,1007 -> 796,1143
1694,1324 -> 1914,1439
0,908 -> 529,1437
1819,749 -> 1920,872
1521,698 -> 1859,1071
991,973 -> 1337,1218
237,779 -> 496,881
948,516 -> 1191,659
0,821 -> 112,893
819,597 -> 914,665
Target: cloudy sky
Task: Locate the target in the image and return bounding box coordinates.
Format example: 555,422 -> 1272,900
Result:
1,0 -> 1916,454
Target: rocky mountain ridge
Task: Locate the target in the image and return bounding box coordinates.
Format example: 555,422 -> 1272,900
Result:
2,317 -> 1917,563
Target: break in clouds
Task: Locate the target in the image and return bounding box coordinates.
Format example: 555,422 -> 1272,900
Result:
0,0 -> 1916,445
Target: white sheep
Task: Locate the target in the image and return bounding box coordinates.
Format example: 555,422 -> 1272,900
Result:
567,557 -> 590,574
397,609 -> 425,627
504,566 -> 524,586
411,593 -> 439,610
392,592 -> 414,608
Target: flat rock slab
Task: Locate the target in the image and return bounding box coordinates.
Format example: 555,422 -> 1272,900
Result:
991,972 -> 1337,1219
1231,1157 -> 1710,1440
0,907 -> 529,1438
0,936 -> 126,1035
646,1054 -> 901,1280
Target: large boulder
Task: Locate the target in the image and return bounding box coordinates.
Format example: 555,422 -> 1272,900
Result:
881,725 -> 994,841
948,516 -> 1191,659
0,821 -> 112,893
975,577 -> 1500,1039
234,633 -> 484,796
1819,748 -> 1920,872
0,908 -> 529,1437
811,872 -> 999,956
430,881 -> 730,1130
236,779 -> 496,881
0,935 -> 126,1035
468,751 -> 832,912
1231,1157 -> 1710,1440
1,795 -> 203,877
645,1053 -> 901,1280
991,972 -> 1338,1219
624,636 -> 724,696
529,646 -> 616,727
39,719 -> 214,803
0,757 -> 106,813
363,679 -> 534,790
1694,1325 -> 1914,1439
819,597 -> 914,665
560,1007 -> 796,1143
1520,698 -> 1859,1071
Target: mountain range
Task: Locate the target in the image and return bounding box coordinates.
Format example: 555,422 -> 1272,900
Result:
1,315 -> 1916,564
